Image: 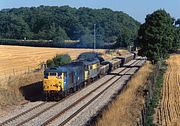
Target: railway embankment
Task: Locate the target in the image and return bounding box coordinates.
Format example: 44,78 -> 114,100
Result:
0,46 -> 128,117
94,61 -> 153,126
0,59 -> 145,126
0,71 -> 43,115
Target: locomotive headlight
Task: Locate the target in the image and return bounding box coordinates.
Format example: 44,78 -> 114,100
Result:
54,84 -> 59,88
44,86 -> 49,89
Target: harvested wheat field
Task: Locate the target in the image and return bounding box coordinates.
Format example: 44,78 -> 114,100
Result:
0,45 -> 129,83
0,45 -> 105,83
154,54 -> 180,126
0,45 -> 105,107
95,61 -> 153,126
0,45 -> 128,110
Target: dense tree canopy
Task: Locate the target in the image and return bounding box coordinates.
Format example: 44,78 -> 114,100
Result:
0,6 -> 140,48
138,10 -> 179,62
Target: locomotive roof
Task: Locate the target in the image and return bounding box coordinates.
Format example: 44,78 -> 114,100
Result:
44,58 -> 100,73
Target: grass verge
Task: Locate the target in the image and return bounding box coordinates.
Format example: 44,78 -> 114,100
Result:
95,61 -> 153,126
145,61 -> 167,126
0,71 -> 43,107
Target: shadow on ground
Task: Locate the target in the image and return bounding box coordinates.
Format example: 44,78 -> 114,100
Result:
19,81 -> 45,102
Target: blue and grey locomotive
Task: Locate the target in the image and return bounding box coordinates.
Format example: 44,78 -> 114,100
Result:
43,58 -> 101,96
43,52 -> 137,98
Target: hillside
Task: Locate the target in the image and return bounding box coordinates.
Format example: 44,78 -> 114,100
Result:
0,6 -> 140,48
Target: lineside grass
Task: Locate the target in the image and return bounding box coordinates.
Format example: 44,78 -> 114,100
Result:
95,61 -> 153,126
0,71 -> 43,106
145,61 -> 167,126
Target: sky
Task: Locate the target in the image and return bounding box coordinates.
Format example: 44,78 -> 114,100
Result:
0,0 -> 179,23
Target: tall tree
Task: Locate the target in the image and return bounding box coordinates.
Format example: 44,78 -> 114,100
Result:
0,13 -> 30,39
174,19 -> 180,50
138,10 -> 175,62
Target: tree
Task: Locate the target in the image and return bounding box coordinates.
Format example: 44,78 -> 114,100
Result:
53,54 -> 71,66
53,26 -> 69,43
173,19 -> 180,50
138,10 -> 175,62
46,59 -> 55,67
0,13 -> 30,39
0,6 -> 140,48
175,18 -> 180,26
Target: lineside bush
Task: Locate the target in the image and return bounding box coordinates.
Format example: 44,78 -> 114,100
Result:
46,54 -> 72,67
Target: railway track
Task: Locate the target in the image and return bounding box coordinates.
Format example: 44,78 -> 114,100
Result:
37,60 -> 142,126
44,75 -> 133,125
0,59 -> 144,126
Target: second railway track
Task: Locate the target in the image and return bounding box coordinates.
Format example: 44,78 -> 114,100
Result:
0,59 -> 145,126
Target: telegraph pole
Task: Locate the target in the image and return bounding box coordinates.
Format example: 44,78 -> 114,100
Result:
93,24 -> 96,51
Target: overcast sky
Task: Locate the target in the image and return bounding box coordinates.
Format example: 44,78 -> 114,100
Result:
0,0 -> 179,23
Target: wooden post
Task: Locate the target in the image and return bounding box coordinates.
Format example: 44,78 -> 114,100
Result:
13,69 -> 15,76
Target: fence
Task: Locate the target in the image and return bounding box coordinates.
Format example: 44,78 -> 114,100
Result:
0,62 -> 46,88
137,61 -> 164,126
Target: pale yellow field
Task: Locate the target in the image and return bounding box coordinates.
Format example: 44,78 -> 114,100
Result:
0,45 -> 105,80
155,54 -> 180,126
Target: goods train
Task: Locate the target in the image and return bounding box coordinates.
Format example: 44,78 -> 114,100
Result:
43,52 -> 137,98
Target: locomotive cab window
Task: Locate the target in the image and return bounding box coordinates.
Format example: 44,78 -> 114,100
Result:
44,73 -> 48,78
58,72 -> 62,79
49,72 -> 57,76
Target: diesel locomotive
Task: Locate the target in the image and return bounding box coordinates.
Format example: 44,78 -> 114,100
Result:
43,52 -> 136,98
43,58 -> 101,97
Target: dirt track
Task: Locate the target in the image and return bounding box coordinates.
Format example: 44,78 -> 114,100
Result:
155,54 -> 180,126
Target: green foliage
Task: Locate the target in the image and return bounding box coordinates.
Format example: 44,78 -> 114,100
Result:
175,18 -> 180,26
53,54 -> 71,66
145,62 -> 167,126
46,59 -> 55,67
0,6 -> 140,48
0,13 -> 31,39
173,19 -> 180,51
46,54 -> 71,67
138,10 -> 177,62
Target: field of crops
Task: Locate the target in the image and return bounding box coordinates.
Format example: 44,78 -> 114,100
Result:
0,45 -> 105,84
155,54 -> 180,126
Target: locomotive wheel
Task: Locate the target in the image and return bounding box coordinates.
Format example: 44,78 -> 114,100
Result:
75,85 -> 79,91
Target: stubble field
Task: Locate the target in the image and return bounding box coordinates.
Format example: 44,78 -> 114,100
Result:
155,54 -> 180,126
0,45 -> 105,87
0,45 -> 128,110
